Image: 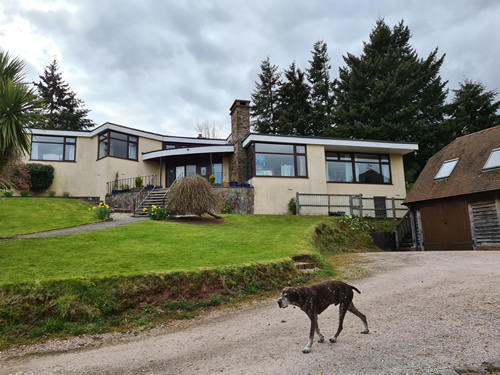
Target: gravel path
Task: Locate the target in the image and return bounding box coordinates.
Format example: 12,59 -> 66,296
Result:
11,213 -> 147,238
1,251 -> 499,375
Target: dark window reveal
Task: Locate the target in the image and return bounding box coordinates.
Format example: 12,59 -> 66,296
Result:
326,152 -> 391,184
254,143 -> 307,177
31,135 -> 76,161
98,131 -> 138,160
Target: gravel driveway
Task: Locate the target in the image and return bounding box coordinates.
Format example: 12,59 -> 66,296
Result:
1,251 -> 499,375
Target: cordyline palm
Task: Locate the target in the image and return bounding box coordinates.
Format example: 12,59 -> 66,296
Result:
0,50 -> 45,177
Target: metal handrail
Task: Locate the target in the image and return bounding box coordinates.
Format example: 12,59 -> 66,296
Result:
107,174 -> 156,195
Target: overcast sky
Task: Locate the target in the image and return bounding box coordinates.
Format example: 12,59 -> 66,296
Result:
1,0 -> 499,138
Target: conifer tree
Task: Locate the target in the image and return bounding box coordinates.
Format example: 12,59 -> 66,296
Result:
448,78 -> 500,136
307,40 -> 334,136
331,19 -> 448,182
34,59 -> 95,130
277,62 -> 312,136
250,57 -> 282,133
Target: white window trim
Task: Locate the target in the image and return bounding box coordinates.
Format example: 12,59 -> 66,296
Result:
483,148 -> 500,171
434,158 -> 459,180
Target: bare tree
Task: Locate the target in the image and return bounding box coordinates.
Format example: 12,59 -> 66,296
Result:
194,120 -> 226,139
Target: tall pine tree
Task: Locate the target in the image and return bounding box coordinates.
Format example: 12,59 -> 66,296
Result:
448,78 -> 500,136
307,40 -> 334,136
34,59 -> 95,130
250,57 -> 282,133
331,19 -> 448,182
277,62 -> 312,136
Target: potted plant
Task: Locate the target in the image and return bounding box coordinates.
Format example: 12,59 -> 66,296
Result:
229,181 -> 238,187
209,174 -> 216,184
135,176 -> 143,188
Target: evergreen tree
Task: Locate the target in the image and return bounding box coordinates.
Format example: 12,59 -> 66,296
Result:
307,40 -> 334,136
448,78 -> 500,136
277,62 -> 312,136
331,19 -> 448,182
34,59 -> 95,130
250,57 -> 282,133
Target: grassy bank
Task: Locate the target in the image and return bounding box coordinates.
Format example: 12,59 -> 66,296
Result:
0,198 -> 99,237
0,215 -> 323,284
0,198 -> 395,349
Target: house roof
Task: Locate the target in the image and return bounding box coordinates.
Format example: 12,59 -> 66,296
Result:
242,133 -> 418,155
30,122 -> 228,146
404,126 -> 500,204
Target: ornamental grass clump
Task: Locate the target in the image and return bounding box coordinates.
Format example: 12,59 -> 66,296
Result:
166,175 -> 222,217
90,202 -> 111,220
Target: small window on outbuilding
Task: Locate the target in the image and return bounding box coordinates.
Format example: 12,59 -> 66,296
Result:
434,158 -> 459,180
483,148 -> 500,171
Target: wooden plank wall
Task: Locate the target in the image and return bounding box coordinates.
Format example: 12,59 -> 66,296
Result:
470,198 -> 500,246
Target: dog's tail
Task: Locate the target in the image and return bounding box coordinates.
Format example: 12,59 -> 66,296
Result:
351,286 -> 361,294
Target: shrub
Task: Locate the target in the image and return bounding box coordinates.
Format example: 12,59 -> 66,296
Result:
20,190 -> 29,197
91,202 -> 111,220
2,190 -> 13,197
28,163 -> 55,190
63,192 -> 70,199
221,198 -> 236,214
48,191 -> 56,198
135,176 -> 143,188
209,174 -> 215,184
143,205 -> 168,220
288,198 -> 297,215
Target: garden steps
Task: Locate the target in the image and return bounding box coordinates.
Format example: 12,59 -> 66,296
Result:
134,188 -> 168,216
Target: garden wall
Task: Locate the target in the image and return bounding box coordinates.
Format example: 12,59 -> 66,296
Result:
106,187 -> 254,215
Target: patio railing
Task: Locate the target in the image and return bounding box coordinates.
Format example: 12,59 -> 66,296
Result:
106,175 -> 156,195
296,193 -> 408,219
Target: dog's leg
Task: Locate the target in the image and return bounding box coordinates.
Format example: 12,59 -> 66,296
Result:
303,315 -> 316,353
329,302 -> 348,343
347,302 -> 369,334
315,314 -> 325,343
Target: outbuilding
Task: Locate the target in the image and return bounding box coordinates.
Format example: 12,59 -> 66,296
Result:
404,126 -> 500,250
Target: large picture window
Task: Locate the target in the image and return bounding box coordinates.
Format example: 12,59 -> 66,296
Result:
31,135 -> 76,161
326,152 -> 391,184
98,131 -> 138,160
254,143 -> 307,177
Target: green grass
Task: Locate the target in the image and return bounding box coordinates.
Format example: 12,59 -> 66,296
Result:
0,215 -> 323,285
0,198 -> 99,237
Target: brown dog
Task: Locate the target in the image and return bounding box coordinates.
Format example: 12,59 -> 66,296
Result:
277,280 -> 369,353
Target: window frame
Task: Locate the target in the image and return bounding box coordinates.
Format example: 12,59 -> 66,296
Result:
326,151 -> 392,184
252,142 -> 308,178
98,130 -> 139,161
30,135 -> 77,162
434,158 -> 459,180
483,148 -> 500,171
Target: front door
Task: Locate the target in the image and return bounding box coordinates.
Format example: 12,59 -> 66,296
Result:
167,167 -> 176,188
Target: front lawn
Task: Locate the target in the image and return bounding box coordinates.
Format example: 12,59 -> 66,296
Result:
0,198 -> 99,237
0,215 -> 324,285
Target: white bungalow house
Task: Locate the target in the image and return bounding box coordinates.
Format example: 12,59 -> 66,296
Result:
24,99 -> 418,215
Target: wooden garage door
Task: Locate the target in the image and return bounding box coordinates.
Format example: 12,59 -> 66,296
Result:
419,200 -> 473,250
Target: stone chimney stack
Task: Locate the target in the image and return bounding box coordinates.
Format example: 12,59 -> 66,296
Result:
229,99 -> 250,183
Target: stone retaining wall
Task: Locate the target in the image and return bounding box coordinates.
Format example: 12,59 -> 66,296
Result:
106,187 -> 254,215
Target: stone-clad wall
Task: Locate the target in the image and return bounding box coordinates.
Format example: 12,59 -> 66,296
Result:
106,187 -> 254,215
212,186 -> 254,215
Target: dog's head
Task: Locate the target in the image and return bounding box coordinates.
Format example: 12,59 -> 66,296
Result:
277,287 -> 299,308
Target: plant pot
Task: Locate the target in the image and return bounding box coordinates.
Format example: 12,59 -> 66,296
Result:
243,183 -> 251,188
229,182 -> 238,187
112,189 -> 119,195
146,184 -> 154,190
223,182 -> 229,187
